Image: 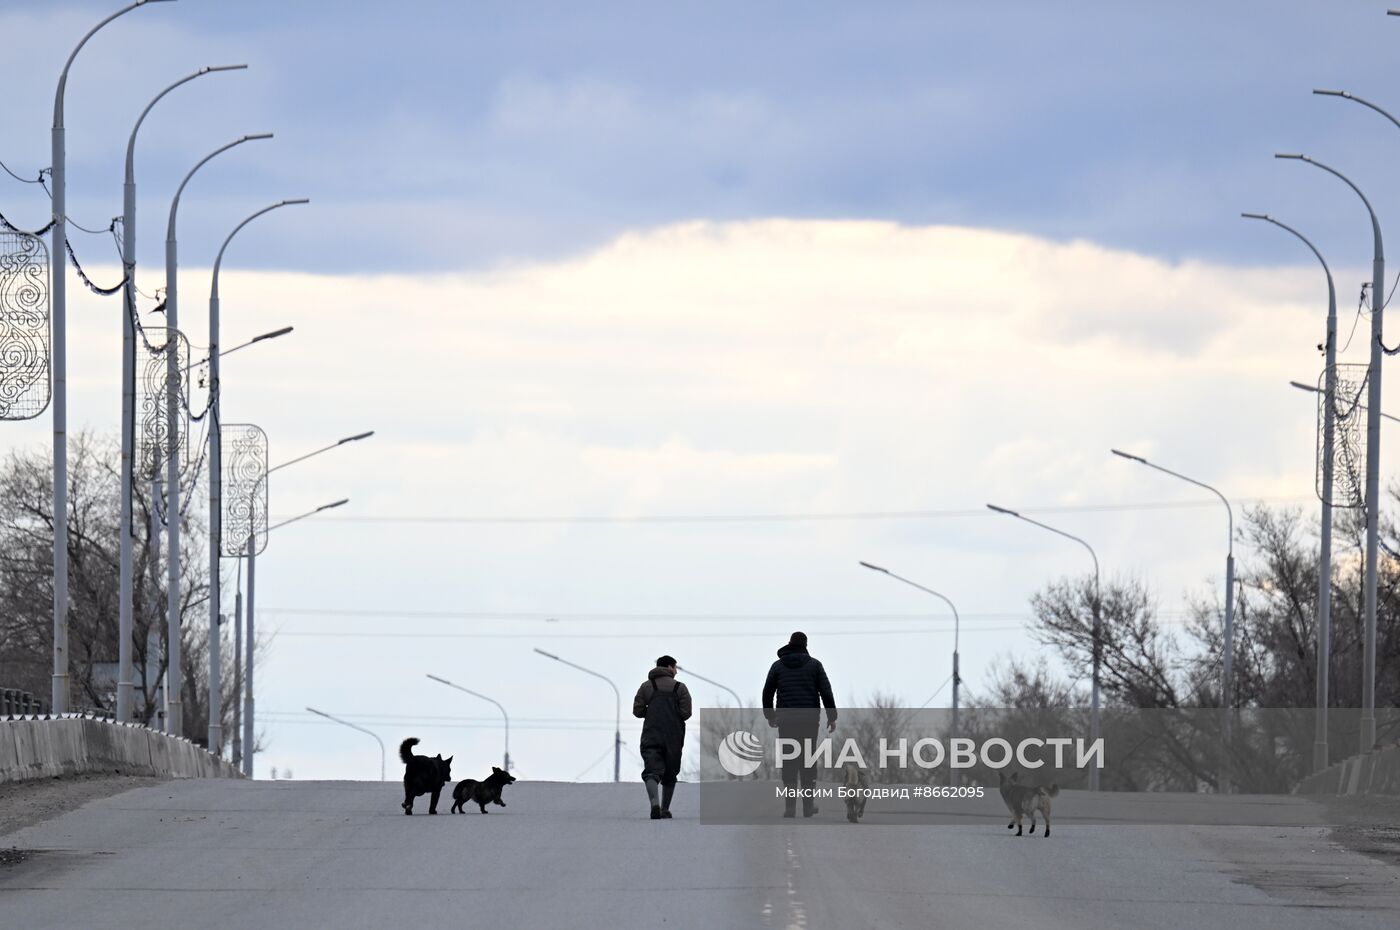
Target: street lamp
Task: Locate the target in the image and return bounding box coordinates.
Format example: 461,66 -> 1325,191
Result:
306,706 -> 384,781
241,431 -> 372,776
673,665 -> 743,707
1248,212 -> 1341,774
1277,149 -> 1384,753
162,133 -> 272,737
1289,381 -> 1400,424
1110,449 -> 1236,790
117,62 -> 247,725
51,0 -> 176,715
856,560 -> 957,784
534,648 -> 621,782
186,327 -> 295,372
986,503 -> 1102,791
858,561 -> 962,785
206,200 -> 308,755
239,497 -> 346,775
426,674 -> 511,771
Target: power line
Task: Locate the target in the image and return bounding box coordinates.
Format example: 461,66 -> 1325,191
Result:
268,496 -> 1310,527
271,627 -> 979,640
256,606 -> 1203,623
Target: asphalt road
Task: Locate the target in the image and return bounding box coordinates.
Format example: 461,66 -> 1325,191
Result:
2,779 -> 1398,929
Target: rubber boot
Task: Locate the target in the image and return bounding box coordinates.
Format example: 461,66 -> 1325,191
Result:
645,779 -> 662,820
660,782 -> 675,818
783,796 -> 797,818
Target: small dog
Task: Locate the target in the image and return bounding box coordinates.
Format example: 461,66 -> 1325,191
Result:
998,770 -> 1058,837
842,762 -> 870,823
450,766 -> 517,814
400,737 -> 453,815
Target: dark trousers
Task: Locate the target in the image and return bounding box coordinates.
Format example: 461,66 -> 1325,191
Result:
776,710 -> 820,789
640,741 -> 681,787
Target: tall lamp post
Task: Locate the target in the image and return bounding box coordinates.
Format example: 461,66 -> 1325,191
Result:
51,0 -> 175,715
118,62 -> 247,724
858,560 -> 961,784
987,503 -> 1101,791
163,133 -> 272,737
534,648 -> 621,782
1245,213 -> 1336,774
1277,149 -> 1383,753
306,706 -> 384,781
1111,450 -> 1236,790
426,674 -> 511,771
242,431 -> 372,776
207,200 -> 308,754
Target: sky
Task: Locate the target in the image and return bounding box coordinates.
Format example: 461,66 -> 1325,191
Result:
2,1 -> 1399,782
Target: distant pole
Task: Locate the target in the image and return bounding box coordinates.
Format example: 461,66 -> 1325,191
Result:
425,674 -> 511,771
118,64 -> 246,725
858,561 -> 961,786
1110,450 -> 1235,791
306,707 -> 385,781
533,648 -> 621,782
242,533 -> 255,774
987,504 -> 1101,790
51,0 -> 174,715
1277,147 -> 1383,753
1246,214 -> 1337,774
231,578 -> 243,768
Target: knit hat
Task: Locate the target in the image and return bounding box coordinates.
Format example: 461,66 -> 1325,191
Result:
788,631 -> 808,649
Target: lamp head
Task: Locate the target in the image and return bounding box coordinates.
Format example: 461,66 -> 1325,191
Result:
339,431 -> 375,444
858,560 -> 889,573
534,647 -> 560,660
319,498 -> 349,512
1110,448 -> 1148,464
252,326 -> 294,342
1240,212 -> 1270,221
1313,89 -> 1350,98
1289,380 -> 1321,394
1275,153 -> 1308,162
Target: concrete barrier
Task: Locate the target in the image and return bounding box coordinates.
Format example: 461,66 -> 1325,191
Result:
0,716 -> 241,784
1295,745 -> 1400,796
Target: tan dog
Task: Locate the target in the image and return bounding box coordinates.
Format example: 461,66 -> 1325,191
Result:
842,761 -> 870,823
998,770 -> 1058,837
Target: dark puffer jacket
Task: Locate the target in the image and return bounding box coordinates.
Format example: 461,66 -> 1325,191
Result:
762,643 -> 837,723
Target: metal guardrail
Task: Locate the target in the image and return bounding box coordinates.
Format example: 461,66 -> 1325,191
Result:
1,688 -> 47,717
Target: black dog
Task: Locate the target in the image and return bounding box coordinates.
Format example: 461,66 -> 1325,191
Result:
450,766 -> 516,814
400,737 -> 453,815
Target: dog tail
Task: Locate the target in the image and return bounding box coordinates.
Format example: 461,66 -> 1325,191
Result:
399,737 -> 420,763
1045,783 -> 1060,798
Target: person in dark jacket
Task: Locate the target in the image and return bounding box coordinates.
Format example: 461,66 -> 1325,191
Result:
633,655 -> 692,819
762,631 -> 837,818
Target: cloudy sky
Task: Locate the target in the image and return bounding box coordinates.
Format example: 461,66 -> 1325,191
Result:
3,1 -> 1399,781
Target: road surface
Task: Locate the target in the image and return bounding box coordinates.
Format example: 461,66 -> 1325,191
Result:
2,779 -> 1398,929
